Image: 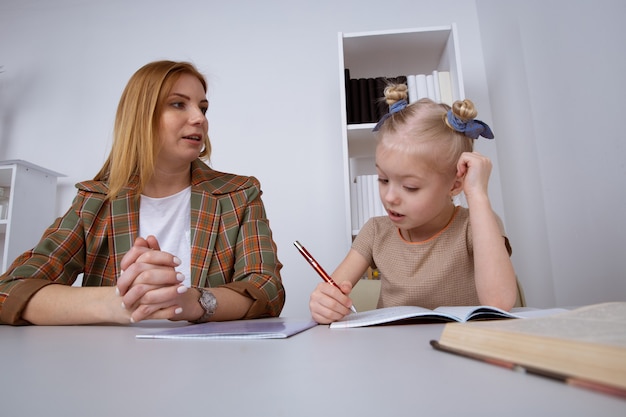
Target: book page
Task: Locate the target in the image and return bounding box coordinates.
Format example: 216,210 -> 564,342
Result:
330,306 -> 451,328
466,303 -> 626,347
434,305 -> 513,321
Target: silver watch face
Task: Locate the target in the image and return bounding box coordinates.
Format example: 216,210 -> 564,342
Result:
199,289 -> 217,315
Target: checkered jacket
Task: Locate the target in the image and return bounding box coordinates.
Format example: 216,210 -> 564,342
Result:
0,159 -> 284,324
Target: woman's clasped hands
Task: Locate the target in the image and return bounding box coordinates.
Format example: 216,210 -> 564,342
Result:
116,235 -> 189,323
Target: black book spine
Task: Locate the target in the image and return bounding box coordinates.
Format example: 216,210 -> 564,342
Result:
367,78 -> 377,123
349,78 -> 361,124
358,78 -> 369,124
344,68 -> 354,124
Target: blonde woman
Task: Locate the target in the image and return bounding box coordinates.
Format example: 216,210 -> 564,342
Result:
0,60 -> 284,325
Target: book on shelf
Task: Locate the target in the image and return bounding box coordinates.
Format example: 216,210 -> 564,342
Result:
407,74 -> 417,104
348,78 -> 361,123
329,305 -> 566,329
431,302 -> 626,398
416,73 -> 428,100
437,70 -> 453,106
344,68 -> 354,123
136,318 -> 317,340
358,78 -> 371,123
431,70 -> 441,103
426,74 -> 436,101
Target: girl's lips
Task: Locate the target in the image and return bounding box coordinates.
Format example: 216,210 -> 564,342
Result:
387,209 -> 405,221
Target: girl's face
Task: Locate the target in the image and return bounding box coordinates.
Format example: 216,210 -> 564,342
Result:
375,142 -> 460,240
157,73 -> 209,169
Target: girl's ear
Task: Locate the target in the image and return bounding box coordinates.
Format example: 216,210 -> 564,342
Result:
450,175 -> 464,197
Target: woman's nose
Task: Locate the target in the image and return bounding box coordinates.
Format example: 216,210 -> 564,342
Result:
190,106 -> 207,124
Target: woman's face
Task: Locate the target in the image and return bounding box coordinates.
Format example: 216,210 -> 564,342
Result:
157,73 -> 209,169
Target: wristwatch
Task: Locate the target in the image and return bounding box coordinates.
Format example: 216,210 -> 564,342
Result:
191,287 -> 217,323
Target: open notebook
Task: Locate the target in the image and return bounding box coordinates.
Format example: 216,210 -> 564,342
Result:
330,305 -> 566,329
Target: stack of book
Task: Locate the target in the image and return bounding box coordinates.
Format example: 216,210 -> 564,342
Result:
344,69 -> 453,125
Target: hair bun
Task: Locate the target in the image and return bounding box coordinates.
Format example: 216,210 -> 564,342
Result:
451,99 -> 478,121
383,83 -> 408,105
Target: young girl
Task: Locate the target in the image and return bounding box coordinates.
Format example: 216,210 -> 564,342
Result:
309,83 -> 517,324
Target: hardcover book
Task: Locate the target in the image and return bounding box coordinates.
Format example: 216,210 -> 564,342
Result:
431,302 -> 626,398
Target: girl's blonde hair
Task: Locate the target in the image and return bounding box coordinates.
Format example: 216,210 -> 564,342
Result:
376,83 -> 476,177
94,60 -> 211,200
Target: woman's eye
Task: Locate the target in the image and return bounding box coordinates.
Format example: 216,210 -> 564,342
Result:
404,186 -> 419,192
171,102 -> 185,109
377,178 -> 388,184
200,106 -> 208,115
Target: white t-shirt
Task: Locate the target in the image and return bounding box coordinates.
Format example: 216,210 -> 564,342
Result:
139,187 -> 192,287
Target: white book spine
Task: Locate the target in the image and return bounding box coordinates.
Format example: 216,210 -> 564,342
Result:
438,71 -> 453,106
416,74 -> 428,100
407,75 -> 417,104
368,175 -> 376,218
350,179 -> 358,231
371,174 -> 385,216
432,70 -> 441,103
426,74 -> 436,101
356,176 -> 364,231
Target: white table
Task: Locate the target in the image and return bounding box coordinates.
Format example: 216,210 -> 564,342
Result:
1,319 -> 624,416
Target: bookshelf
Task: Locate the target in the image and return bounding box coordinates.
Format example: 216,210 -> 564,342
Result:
0,160 -> 64,273
337,25 -> 466,245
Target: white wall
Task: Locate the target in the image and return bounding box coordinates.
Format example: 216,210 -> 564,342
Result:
477,0 -> 626,306
1,0 -> 621,316
1,0 -> 496,317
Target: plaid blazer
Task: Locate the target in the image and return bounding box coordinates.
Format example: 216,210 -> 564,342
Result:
0,159 -> 284,325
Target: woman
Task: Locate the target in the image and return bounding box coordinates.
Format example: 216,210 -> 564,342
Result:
0,60 -> 285,325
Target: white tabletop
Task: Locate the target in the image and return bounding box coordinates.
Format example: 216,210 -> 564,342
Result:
1,319 -> 624,416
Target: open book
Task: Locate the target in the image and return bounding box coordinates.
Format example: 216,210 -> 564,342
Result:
137,318 -> 317,340
329,305 -> 566,329
431,302 -> 626,398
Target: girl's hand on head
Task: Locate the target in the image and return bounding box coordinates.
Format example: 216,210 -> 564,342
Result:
457,151 -> 492,201
309,281 -> 354,324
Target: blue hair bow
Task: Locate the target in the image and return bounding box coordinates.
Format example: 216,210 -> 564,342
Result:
446,110 -> 494,139
372,99 -> 408,132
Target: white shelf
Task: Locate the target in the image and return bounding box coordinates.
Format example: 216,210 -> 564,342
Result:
0,160 -> 64,273
338,24 -> 465,244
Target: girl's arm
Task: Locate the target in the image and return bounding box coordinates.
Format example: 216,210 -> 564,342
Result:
458,152 -> 518,310
309,249 -> 369,324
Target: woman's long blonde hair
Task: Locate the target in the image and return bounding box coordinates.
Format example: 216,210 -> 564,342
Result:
94,60 -> 211,200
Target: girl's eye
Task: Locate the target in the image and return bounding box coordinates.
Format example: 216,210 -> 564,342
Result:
377,178 -> 388,184
404,186 -> 419,192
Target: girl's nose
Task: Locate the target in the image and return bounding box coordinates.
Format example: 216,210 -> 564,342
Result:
382,186 -> 398,205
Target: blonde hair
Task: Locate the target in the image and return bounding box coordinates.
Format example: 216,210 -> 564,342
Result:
376,82 -> 476,177
94,60 -> 211,199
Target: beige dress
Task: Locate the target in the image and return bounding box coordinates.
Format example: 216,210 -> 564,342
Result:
351,206 -> 511,310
